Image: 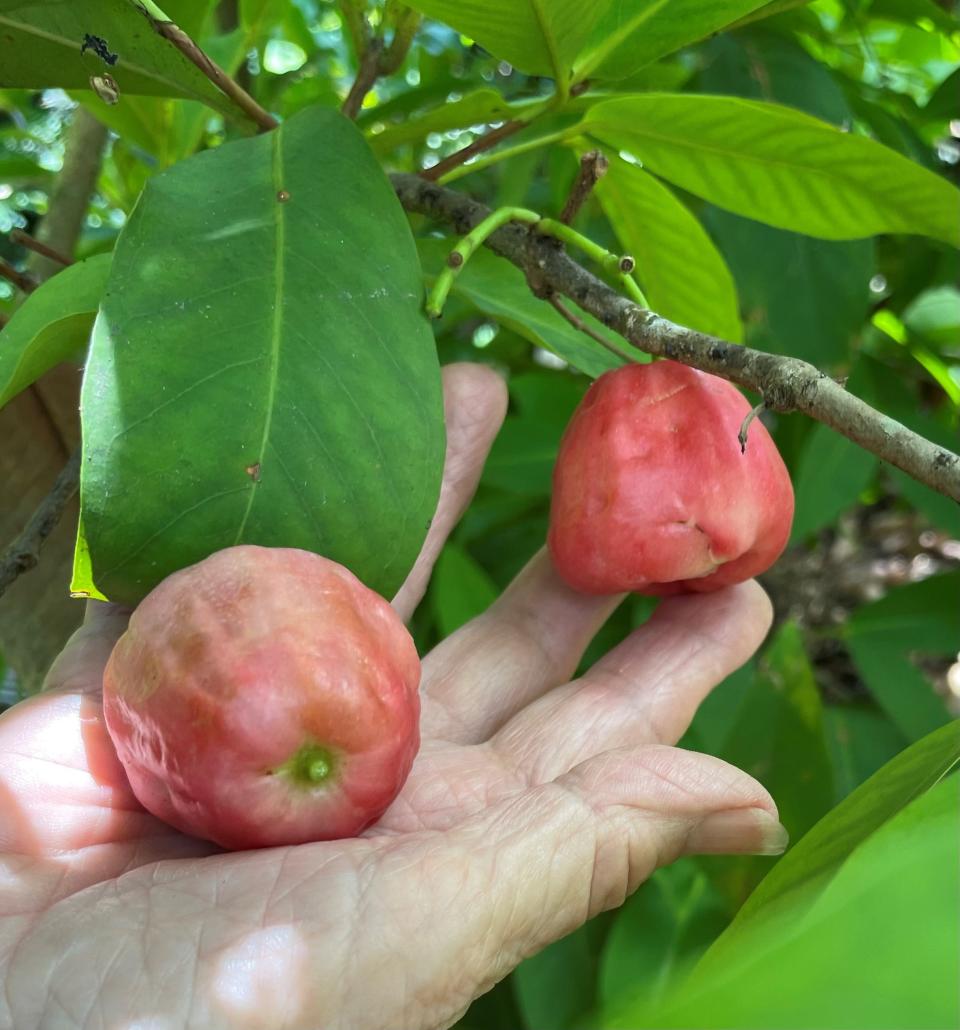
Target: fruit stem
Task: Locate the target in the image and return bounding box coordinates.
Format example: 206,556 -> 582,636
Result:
425,206 -> 541,317
425,208 -> 650,319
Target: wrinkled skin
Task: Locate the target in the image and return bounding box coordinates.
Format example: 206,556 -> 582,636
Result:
549,361 -> 795,595
0,364 -> 787,1030
104,547 -> 421,849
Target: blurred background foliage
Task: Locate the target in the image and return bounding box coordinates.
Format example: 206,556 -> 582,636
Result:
0,0 -> 958,1025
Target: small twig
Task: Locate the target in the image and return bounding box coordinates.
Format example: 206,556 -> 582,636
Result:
143,11 -> 278,132
378,4 -> 421,76
420,120 -> 527,182
337,0 -> 370,61
738,401 -> 766,454
10,230 -> 73,267
427,206 -> 541,316
342,36 -> 385,119
549,296 -> 636,365
0,449 -> 81,599
0,259 -> 36,294
560,150 -> 609,225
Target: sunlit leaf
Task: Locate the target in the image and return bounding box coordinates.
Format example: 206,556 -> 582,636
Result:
583,94 -> 960,245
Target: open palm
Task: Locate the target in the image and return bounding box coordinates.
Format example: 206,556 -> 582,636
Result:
0,365 -> 785,1030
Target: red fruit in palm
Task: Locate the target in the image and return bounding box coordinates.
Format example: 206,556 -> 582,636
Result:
103,546 -> 420,850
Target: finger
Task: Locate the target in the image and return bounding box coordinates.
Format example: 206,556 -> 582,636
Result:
42,600 -> 132,695
392,363 -> 508,621
420,548 -> 622,743
491,581 -> 772,782
363,745 -> 783,1026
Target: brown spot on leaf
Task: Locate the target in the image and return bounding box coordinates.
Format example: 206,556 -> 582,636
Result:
277,190 -> 290,202
245,463 -> 261,482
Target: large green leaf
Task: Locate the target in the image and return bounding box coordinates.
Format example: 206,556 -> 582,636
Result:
844,574 -> 957,741
705,207 -> 875,366
599,861 -> 728,1011
596,156 -> 743,343
707,622 -> 834,905
823,705 -> 909,803
789,420 -> 877,539
0,254 -> 111,410
0,0 -> 234,114
583,94 -> 960,245
514,919 -> 611,1030
79,107 -> 444,605
698,32 -> 876,368
704,719 -> 960,962
403,0 -> 610,81
575,0 -> 776,81
482,370 -> 587,497
789,361 -> 880,540
608,774 -> 959,1028
418,239 -> 626,378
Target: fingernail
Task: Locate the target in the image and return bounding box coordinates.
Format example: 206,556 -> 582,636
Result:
688,808 -> 789,857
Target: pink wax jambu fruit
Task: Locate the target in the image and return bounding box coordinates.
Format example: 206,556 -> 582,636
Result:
103,546 -> 421,850
548,361 -> 795,596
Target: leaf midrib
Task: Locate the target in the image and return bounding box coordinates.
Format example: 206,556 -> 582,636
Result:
234,130 -> 284,543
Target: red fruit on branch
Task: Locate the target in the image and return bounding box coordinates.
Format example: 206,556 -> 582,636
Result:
548,361 -> 795,596
103,546 -> 421,850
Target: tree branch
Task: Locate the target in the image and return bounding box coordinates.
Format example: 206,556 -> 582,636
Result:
0,450 -> 80,600
342,36 -> 384,119
391,173 -> 960,502
0,258 -> 36,294
559,150 -> 608,224
11,230 -> 73,268
27,109 -> 107,279
420,119 -> 527,182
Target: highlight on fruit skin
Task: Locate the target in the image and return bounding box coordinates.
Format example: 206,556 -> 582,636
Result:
102,545 -> 421,850
547,360 -> 795,596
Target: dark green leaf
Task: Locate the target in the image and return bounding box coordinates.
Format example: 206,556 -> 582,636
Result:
0,254 -> 111,410
705,207 -> 875,367
596,157 -> 743,343
430,543 -> 498,637
845,573 -> 957,741
583,94 -> 960,245
823,705 -> 909,803
79,107 -> 444,605
0,0 -> 234,114
707,622 -> 834,905
697,32 -> 876,366
514,921 -> 607,1030
790,386 -> 878,540
419,239 -> 627,378
686,661 -> 755,756
599,862 -> 728,1012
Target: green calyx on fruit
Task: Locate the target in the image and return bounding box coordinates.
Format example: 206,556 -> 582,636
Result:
272,742 -> 338,789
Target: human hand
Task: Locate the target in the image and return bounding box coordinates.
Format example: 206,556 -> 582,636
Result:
0,363 -> 786,1030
